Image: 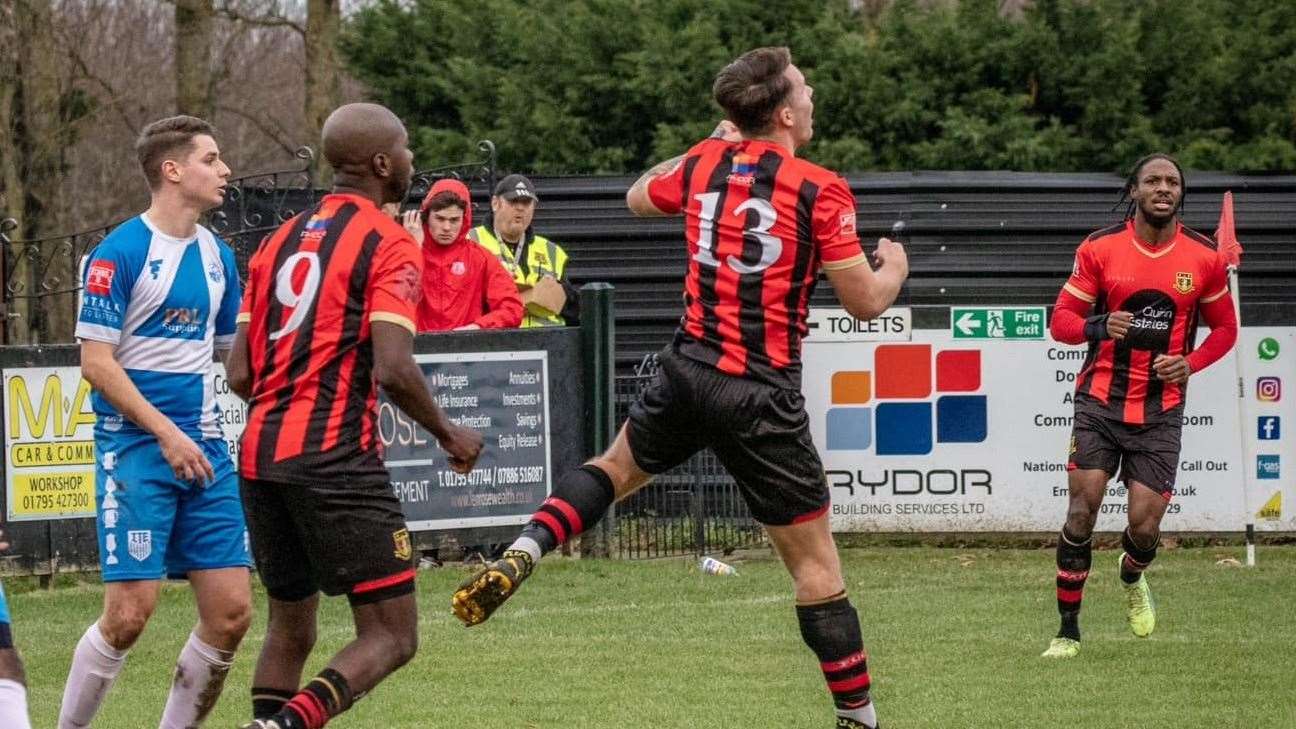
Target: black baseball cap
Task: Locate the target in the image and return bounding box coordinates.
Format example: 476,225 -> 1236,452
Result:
494,174 -> 538,202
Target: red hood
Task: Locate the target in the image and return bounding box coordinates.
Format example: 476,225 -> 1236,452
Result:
419,178 -> 473,252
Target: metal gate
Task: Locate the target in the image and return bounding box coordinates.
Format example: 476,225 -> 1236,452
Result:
610,354 -> 766,559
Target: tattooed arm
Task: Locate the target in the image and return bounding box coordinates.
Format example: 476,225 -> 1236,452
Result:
626,121 -> 741,217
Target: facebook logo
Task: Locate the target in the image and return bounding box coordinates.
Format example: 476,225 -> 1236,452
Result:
1256,455 -> 1280,480
1258,417 -> 1281,441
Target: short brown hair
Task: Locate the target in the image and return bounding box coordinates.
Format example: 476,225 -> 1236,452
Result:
135,115 -> 216,189
425,190 -> 466,214
712,47 -> 793,135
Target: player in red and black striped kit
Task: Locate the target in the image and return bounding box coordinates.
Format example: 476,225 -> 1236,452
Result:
453,48 -> 908,729
228,103 -> 482,729
1042,154 -> 1237,659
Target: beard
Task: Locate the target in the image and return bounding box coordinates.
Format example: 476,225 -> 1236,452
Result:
387,173 -> 412,205
1138,200 -> 1177,228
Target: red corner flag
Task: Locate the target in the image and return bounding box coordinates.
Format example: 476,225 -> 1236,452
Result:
1215,191 -> 1244,268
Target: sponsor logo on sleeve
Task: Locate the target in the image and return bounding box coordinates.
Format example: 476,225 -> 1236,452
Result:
840,212 -> 857,237
86,260 -> 116,296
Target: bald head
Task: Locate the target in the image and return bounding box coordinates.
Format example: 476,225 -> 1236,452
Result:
321,103 -> 413,204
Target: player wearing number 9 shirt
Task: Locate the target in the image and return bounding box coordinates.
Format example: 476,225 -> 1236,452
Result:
228,103 -> 481,729
452,48 -> 907,729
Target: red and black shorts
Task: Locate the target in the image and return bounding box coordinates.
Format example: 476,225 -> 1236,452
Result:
1067,400 -> 1183,498
626,347 -> 829,526
240,476 -> 416,605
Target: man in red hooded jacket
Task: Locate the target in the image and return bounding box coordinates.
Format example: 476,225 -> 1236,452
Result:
402,179 -> 522,331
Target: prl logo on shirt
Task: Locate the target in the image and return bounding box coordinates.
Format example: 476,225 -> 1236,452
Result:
1257,416 -> 1280,441
825,344 -> 987,455
1256,455 -> 1280,480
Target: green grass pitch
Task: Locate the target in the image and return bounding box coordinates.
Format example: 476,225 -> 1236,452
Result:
9,545 -> 1295,728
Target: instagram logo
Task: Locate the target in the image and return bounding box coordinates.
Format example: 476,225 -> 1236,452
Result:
1257,377 -> 1281,402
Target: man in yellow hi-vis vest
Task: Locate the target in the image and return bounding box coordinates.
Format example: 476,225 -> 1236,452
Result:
469,174 -> 579,327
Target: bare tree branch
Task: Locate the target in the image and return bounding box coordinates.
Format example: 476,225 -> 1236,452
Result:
218,0 -> 305,35
214,103 -> 298,154
61,42 -> 143,133
209,14 -> 247,93
157,0 -> 306,34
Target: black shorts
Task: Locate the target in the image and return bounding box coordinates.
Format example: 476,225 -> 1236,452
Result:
240,477 -> 416,605
625,348 -> 828,526
1067,403 -> 1183,498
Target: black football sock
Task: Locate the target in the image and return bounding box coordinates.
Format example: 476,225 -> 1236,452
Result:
509,464 -> 615,561
1055,526 -> 1092,640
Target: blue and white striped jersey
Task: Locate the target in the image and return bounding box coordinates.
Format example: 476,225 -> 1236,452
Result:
75,214 -> 242,440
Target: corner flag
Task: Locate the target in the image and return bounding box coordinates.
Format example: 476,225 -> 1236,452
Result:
1218,191 -> 1254,565
1215,191 -> 1244,268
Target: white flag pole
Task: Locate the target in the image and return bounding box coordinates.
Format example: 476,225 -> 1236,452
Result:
1227,264 -> 1255,567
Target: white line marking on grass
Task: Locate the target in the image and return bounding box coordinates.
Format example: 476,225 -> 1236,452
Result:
425,593 -> 788,624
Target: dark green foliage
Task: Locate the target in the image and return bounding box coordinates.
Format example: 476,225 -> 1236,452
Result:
340,0 -> 1296,173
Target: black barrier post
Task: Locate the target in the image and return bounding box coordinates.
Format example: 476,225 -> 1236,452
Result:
580,283 -> 615,557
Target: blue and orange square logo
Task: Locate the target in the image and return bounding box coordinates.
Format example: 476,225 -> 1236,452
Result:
727,153 -> 759,186
732,153 -> 758,176
826,344 -> 987,455
302,213 -> 333,242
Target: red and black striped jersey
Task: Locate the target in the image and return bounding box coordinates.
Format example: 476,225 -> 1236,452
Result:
647,138 -> 866,388
237,193 -> 422,484
1063,220 -> 1229,424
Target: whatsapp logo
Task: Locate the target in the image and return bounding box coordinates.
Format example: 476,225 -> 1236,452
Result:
1258,337 -> 1280,361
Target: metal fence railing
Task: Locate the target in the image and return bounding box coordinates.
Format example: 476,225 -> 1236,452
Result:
0,142 -> 497,344
609,354 -> 766,559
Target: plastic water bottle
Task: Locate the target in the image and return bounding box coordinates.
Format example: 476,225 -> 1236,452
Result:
699,556 -> 738,576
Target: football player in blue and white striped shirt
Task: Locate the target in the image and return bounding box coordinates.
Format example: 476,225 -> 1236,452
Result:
59,116 -> 251,729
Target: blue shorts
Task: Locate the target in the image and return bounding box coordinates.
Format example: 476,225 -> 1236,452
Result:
96,433 -> 251,581
0,582 -> 11,648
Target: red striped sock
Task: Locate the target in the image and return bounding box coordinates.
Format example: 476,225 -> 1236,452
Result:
519,465 -> 615,554
822,650 -> 872,703
276,669 -> 354,729
282,692 -> 327,729
1055,528 -> 1092,639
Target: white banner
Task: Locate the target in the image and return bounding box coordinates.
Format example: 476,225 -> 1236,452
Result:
803,307 -> 912,342
1237,328 -> 1295,531
803,323 -> 1296,532
3,367 -> 97,521
2,365 -> 248,522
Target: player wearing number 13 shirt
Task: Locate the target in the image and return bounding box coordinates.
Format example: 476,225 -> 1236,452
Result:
452,48 -> 907,729
228,104 -> 480,729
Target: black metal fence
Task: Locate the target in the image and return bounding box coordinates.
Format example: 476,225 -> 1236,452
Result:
0,142 -> 498,344
609,354 -> 766,559
528,171 -> 1296,370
